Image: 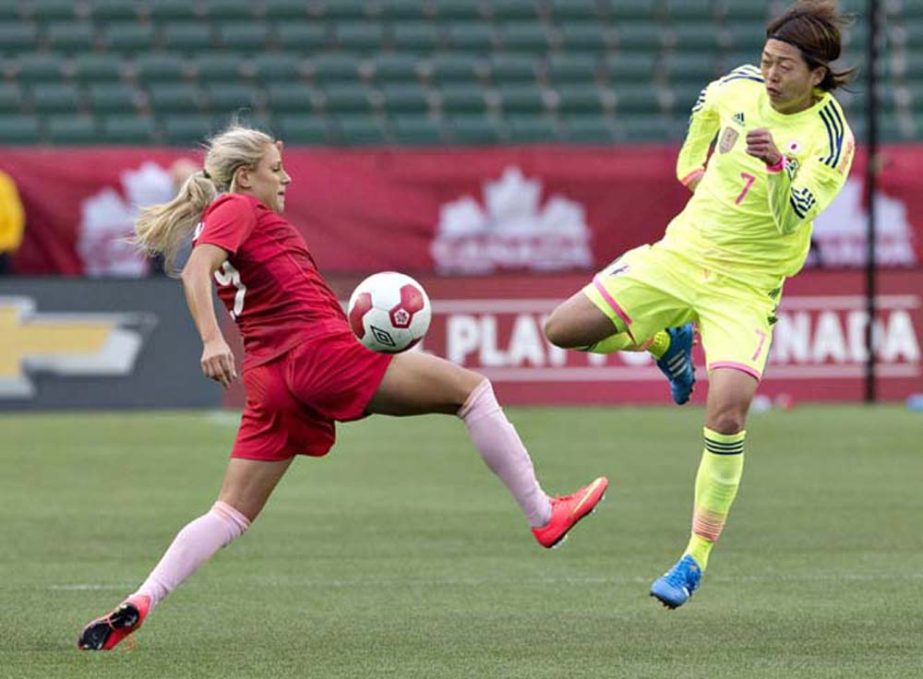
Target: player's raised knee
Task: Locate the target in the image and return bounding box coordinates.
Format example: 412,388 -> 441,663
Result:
543,308 -> 572,348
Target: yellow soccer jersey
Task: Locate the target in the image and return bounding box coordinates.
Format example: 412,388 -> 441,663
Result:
663,64 -> 854,289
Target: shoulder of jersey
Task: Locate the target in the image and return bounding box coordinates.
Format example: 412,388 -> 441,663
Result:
717,64 -> 764,87
816,95 -> 852,169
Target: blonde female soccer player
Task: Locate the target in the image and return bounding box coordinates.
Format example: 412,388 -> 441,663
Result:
77,125 -> 607,650
544,0 -> 855,608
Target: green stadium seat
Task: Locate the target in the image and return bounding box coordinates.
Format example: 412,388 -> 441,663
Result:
563,115 -> 616,143
724,22 -> 766,52
47,115 -> 98,144
103,22 -> 156,52
276,114 -> 332,143
251,53 -> 303,82
447,22 -> 497,51
163,114 -> 214,145
448,114 -> 501,144
557,22 -> 614,52
671,23 -> 724,51
311,53 -> 362,83
149,0 -> 200,22
381,83 -> 430,112
614,84 -> 662,114
664,52 -> 720,83
489,0 -> 540,20
275,22 -> 328,51
322,83 -> 374,113
549,0 -> 601,20
335,114 -> 389,144
392,114 -> 445,144
46,22 -> 97,52
664,0 -> 716,21
617,115 -> 678,142
439,83 -> 487,113
546,54 -> 599,83
392,22 -> 442,51
73,53 -> 125,82
600,0 -> 659,20
379,0 -> 427,20
489,54 -> 538,82
427,53 -> 484,82
614,22 -> 668,50
206,83 -> 263,112
202,0 -> 255,20
555,83 -> 606,113
87,0 -> 141,21
161,23 -> 215,51
333,21 -> 386,52
605,53 -> 661,84
497,82 -> 546,112
319,0 -> 370,20
500,22 -> 553,52
0,84 -> 24,113
430,0 -> 484,20
148,83 -> 204,112
135,54 -> 188,82
669,82 -> 706,114
31,83 -> 82,113
193,53 -> 245,82
722,51 -> 760,71
30,0 -> 80,21
0,3 -> 19,19
505,114 -> 559,142
100,114 -> 158,143
717,1 -> 769,22
372,53 -> 420,83
267,82 -> 319,111
0,115 -> 41,144
88,83 -> 140,113
263,0 -> 309,20
217,22 -> 272,50
0,22 -> 39,50
15,53 -> 66,82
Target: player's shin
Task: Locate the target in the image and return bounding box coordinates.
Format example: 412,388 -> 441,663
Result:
458,379 -> 551,527
684,428 -> 746,570
132,501 -> 251,610
579,330 -> 670,357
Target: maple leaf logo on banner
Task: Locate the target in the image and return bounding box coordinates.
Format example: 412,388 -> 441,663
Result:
431,167 -> 593,274
77,162 -> 175,277
811,179 -> 917,267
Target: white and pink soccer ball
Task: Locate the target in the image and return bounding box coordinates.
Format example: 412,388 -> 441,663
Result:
347,272 -> 432,353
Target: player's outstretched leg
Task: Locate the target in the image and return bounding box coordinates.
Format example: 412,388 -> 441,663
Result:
77,595 -> 151,651
532,476 -> 609,549
655,324 -> 696,405
650,555 -> 702,609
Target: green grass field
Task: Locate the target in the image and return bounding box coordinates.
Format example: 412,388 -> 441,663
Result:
1,405 -> 921,679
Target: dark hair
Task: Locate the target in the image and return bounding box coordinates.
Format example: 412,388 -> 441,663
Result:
766,0 -> 857,91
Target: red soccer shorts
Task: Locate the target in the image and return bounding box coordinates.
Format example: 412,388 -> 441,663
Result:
231,330 -> 393,461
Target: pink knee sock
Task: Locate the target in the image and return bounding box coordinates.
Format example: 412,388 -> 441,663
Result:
133,501 -> 250,609
458,380 -> 551,527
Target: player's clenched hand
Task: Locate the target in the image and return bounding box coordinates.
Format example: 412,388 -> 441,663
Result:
745,128 -> 783,167
201,337 -> 237,387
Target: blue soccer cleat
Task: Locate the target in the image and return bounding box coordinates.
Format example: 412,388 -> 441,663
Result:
650,555 -> 702,609
656,324 -> 696,405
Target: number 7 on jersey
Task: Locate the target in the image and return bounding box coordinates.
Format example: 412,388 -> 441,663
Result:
736,172 -> 756,205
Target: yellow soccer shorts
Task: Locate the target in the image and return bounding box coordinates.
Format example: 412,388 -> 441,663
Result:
582,242 -> 779,380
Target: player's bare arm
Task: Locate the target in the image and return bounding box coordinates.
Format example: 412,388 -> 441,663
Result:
745,128 -> 783,166
181,243 -> 237,387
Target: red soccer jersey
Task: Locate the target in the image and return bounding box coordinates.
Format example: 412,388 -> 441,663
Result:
194,193 -> 348,370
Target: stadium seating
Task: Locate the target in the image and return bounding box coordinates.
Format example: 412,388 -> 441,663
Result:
0,0 -> 904,145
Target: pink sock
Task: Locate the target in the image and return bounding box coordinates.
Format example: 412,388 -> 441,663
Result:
458,380 -> 551,527
133,501 -> 250,609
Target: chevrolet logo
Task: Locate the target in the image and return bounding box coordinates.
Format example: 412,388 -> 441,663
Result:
0,297 -> 157,399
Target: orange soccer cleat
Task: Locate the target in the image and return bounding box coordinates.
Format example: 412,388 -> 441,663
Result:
532,476 -> 609,549
77,594 -> 151,651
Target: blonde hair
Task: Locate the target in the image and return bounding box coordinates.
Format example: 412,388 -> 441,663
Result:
133,124 -> 275,274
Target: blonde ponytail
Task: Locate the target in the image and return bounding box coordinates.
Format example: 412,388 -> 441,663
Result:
132,123 -> 276,275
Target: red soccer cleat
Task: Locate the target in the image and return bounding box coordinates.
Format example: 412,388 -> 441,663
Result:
77,594 -> 151,651
532,476 -> 609,549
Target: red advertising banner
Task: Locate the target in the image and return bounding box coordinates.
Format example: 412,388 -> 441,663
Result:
2,144 -> 920,276
218,270 -> 922,408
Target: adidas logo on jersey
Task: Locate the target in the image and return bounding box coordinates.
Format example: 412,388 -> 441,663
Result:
732,112 -> 745,126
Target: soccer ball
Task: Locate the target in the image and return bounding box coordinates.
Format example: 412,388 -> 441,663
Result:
347,272 -> 432,353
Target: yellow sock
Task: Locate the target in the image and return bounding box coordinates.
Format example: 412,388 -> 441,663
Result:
647,330 -> 671,359
684,427 -> 745,571
581,329 -> 671,356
